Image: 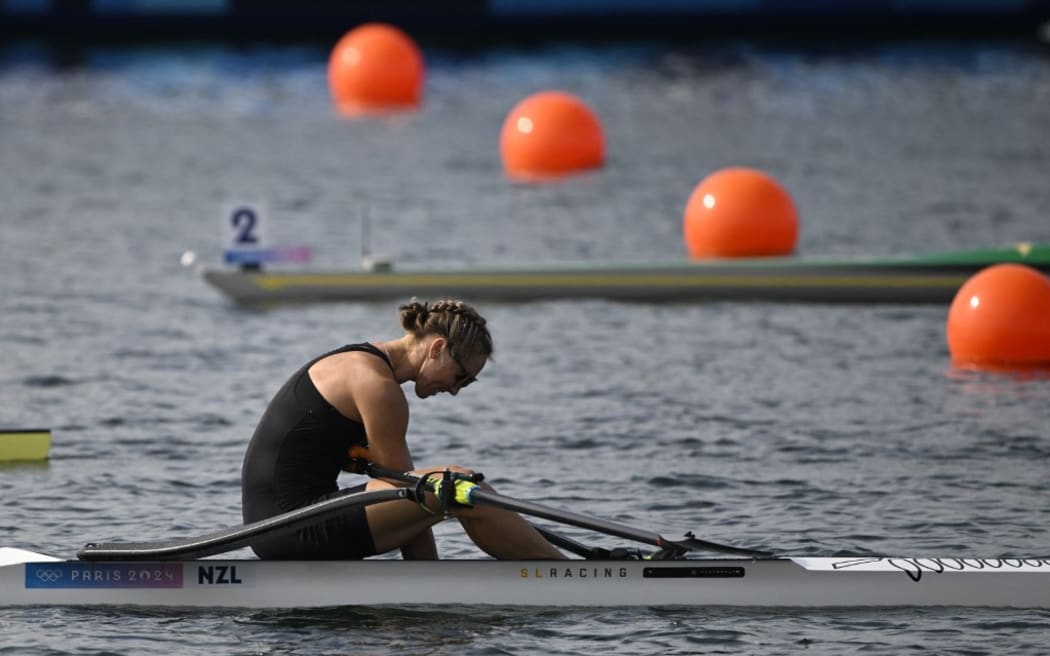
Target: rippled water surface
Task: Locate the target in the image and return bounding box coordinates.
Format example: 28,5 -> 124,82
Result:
2,35 -> 1050,655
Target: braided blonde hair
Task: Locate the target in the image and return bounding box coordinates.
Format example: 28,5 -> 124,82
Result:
399,298 -> 493,360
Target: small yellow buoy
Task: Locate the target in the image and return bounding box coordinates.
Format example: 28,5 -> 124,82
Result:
0,428 -> 51,462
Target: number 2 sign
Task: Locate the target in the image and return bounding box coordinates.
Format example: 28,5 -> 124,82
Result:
223,203 -> 269,255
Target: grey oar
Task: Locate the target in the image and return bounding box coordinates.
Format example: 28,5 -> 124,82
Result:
77,488 -> 409,561
77,457 -> 769,561
469,487 -> 769,558
351,453 -> 770,558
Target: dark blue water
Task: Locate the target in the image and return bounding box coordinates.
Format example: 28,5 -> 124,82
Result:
2,37 -> 1050,655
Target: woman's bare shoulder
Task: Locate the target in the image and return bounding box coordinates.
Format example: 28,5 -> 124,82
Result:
309,349 -> 405,419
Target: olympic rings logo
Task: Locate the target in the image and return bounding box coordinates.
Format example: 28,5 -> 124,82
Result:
34,569 -> 65,583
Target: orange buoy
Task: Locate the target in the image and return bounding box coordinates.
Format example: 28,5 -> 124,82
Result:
499,91 -> 604,180
327,23 -> 424,116
946,263 -> 1050,368
682,167 -> 799,258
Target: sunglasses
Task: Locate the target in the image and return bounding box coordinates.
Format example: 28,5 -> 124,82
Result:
447,344 -> 478,389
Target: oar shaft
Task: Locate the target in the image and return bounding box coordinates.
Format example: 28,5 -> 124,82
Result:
78,488 -> 410,561
359,459 -> 675,550
469,489 -> 666,549
351,454 -> 768,557
356,459 -> 661,542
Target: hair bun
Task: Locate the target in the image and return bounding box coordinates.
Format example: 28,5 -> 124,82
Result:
398,300 -> 428,332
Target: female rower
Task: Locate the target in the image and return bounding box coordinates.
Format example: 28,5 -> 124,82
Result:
241,298 -> 565,561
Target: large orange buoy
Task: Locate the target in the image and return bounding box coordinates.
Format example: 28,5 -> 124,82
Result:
682,167 -> 798,258
499,91 -> 604,180
946,263 -> 1050,367
327,23 -> 424,116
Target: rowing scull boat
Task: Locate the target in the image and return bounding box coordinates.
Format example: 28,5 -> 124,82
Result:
3,549 -> 1048,608
3,460 -> 1046,609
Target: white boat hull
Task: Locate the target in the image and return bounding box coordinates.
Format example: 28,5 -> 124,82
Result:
3,552 -> 1049,609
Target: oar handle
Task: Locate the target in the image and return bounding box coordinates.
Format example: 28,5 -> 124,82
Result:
348,446 -> 482,515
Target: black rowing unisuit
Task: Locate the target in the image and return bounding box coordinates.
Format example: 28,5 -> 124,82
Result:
240,343 -> 392,559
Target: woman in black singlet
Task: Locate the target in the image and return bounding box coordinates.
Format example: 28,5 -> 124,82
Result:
241,299 -> 565,561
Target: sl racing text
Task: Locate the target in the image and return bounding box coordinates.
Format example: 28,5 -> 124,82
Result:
520,566 -> 629,579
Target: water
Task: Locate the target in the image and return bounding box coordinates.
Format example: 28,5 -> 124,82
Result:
2,36 -> 1050,655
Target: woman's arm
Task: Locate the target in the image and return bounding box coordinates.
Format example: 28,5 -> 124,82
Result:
349,362 -> 439,560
